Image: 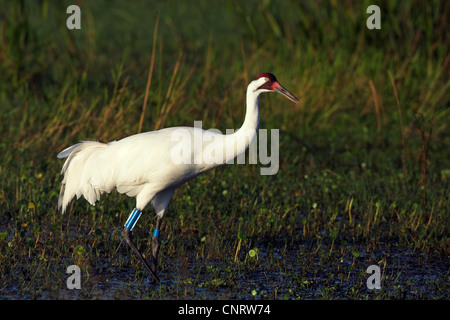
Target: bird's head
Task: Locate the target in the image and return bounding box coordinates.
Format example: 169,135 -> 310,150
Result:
253,73 -> 299,104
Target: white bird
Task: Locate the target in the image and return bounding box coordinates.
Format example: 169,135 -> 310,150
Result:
57,73 -> 299,282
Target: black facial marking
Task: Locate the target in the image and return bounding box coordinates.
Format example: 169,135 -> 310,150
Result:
256,73 -> 277,91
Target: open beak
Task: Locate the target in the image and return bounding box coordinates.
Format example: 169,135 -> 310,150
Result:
274,82 -> 300,104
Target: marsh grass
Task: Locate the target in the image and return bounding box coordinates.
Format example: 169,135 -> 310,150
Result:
0,1 -> 449,299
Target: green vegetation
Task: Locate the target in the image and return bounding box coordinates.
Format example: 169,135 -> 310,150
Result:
0,1 -> 448,299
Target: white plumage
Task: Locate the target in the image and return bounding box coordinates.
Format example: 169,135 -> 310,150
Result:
57,127 -> 237,214
57,73 -> 299,279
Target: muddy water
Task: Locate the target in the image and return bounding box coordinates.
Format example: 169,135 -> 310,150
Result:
2,244 -> 447,299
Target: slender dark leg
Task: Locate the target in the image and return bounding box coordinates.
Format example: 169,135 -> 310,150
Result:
121,227 -> 159,283
151,216 -> 163,274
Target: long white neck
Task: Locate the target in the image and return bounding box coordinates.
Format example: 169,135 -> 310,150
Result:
223,82 -> 261,163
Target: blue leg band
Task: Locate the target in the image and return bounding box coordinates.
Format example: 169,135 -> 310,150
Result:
124,208 -> 142,230
153,229 -> 160,238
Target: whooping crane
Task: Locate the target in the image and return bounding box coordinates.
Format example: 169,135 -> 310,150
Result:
57,73 -> 299,282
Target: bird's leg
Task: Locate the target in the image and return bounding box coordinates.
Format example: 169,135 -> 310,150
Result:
121,228 -> 159,283
122,208 -> 159,283
151,216 -> 163,274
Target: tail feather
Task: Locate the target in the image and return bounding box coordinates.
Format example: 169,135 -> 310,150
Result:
57,141 -> 108,213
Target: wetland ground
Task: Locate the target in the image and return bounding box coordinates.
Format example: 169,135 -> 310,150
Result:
0,1 -> 449,300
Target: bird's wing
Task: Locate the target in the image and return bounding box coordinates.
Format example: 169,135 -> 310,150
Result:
57,127 -> 229,212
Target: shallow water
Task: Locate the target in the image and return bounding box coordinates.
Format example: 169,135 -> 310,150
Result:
2,243 -> 447,300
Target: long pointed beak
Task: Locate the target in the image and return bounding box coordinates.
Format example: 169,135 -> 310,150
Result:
274,83 -> 300,104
